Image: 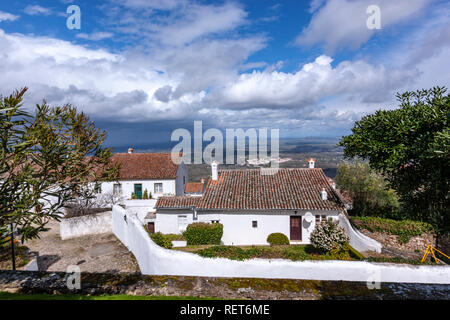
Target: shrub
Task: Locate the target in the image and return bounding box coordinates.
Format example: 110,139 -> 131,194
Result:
310,220 -> 349,253
267,233 -> 290,246
184,222 -> 223,245
131,192 -> 137,199
143,189 -> 149,199
149,232 -> 173,249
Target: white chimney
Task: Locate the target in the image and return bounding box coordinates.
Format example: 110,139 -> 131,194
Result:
321,188 -> 328,201
331,182 -> 336,190
308,158 -> 315,168
211,161 -> 218,181
128,147 -> 134,154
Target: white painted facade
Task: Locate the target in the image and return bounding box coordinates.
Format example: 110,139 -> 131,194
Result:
155,209 -> 340,245
95,162 -> 188,200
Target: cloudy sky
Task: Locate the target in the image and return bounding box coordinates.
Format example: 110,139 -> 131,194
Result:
0,0 -> 449,149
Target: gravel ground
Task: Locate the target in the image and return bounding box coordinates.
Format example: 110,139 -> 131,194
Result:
23,220 -> 139,274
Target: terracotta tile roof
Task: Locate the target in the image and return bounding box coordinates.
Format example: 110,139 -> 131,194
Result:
157,168 -> 345,211
111,153 -> 179,180
185,182 -> 204,194
156,196 -> 202,208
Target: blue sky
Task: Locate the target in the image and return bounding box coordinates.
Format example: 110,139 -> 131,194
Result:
0,0 -> 449,149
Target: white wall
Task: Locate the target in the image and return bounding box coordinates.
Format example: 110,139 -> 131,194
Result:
60,211 -> 112,240
112,205 -> 450,284
339,214 -> 382,253
125,199 -> 157,223
99,179 -> 176,199
155,210 -> 339,245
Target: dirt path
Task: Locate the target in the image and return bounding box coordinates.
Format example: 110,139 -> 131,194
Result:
23,220 -> 139,274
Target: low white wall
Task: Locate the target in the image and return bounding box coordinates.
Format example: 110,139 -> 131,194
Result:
125,199 -> 157,223
338,213 -> 382,253
60,211 -> 112,240
112,205 -> 450,284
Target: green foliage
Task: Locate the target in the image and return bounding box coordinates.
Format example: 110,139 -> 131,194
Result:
335,161 -> 400,218
143,189 -> 148,199
131,192 -> 137,199
149,232 -> 173,249
266,233 -> 290,246
310,220 -> 349,253
339,87 -> 449,234
0,88 -> 119,243
164,233 -> 185,241
351,216 -> 434,244
193,244 -> 361,262
184,222 -> 223,245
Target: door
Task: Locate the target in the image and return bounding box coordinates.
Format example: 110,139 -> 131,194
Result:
134,183 -> 142,199
290,216 -> 302,241
147,222 -> 155,234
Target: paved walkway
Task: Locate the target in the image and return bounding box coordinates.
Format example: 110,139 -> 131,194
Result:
24,220 -> 139,273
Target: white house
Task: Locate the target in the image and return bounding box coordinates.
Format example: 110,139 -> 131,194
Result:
95,149 -> 188,200
154,159 -> 347,245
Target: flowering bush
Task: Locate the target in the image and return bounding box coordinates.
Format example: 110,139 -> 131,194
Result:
310,219 -> 349,252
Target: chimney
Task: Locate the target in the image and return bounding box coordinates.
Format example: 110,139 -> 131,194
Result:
307,158 -> 315,168
128,147 -> 134,154
201,178 -> 205,184
211,161 -> 218,181
321,188 -> 328,201
331,182 -> 336,190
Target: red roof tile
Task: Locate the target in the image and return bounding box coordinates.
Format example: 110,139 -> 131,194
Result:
156,196 -> 201,208
111,153 -> 179,180
185,182 -> 204,194
157,168 -> 345,211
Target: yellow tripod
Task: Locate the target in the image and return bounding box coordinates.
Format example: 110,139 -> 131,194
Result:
421,245 -> 450,264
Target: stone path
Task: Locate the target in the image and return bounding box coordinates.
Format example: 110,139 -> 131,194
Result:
23,220 -> 139,274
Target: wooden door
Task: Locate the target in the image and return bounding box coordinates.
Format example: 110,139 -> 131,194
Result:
147,222 -> 155,234
134,183 -> 142,199
290,216 -> 302,241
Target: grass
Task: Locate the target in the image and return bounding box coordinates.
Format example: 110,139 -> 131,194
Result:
0,243 -> 32,270
0,292 -> 218,300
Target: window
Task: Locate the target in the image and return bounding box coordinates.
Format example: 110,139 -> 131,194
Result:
252,221 -> 258,228
178,215 -> 188,232
113,183 -> 122,195
321,215 -> 326,221
315,215 -> 320,223
154,183 -> 163,194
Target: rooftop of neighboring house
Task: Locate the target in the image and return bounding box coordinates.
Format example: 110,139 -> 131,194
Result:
184,181 -> 205,194
110,150 -> 180,180
157,166 -> 345,211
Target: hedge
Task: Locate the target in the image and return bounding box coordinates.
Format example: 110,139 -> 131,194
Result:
184,222 -> 223,245
266,233 -> 289,246
149,232 -> 173,249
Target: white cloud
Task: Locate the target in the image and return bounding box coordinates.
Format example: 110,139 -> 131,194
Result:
0,11 -> 19,22
76,32 -> 114,41
296,0 -> 432,52
24,5 -> 52,16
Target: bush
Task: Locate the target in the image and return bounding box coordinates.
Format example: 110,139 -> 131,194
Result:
143,189 -> 148,199
184,222 -> 223,245
267,233 -> 289,246
310,220 -> 349,253
149,232 -> 173,249
351,216 -> 434,243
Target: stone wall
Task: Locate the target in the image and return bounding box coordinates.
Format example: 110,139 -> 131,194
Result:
0,271 -> 449,300
359,229 -> 436,253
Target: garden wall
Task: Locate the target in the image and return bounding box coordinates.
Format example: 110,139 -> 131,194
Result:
60,211 -> 112,240
112,205 -> 450,284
